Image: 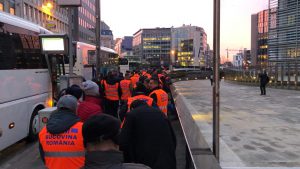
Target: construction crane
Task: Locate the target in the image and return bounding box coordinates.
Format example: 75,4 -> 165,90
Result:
225,48 -> 244,62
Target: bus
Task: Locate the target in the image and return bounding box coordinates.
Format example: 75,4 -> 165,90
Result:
0,11 -> 53,151
119,58 -> 129,75
65,42 -> 119,79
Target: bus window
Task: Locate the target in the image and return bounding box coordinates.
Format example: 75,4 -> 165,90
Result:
0,25 -> 47,70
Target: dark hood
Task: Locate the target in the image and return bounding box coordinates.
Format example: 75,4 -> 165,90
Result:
84,150 -> 123,168
46,109 -> 80,134
150,87 -> 160,93
106,77 -> 119,85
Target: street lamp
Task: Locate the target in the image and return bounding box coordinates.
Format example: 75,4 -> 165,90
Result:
42,2 -> 53,16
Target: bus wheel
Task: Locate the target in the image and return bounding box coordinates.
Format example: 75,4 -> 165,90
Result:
26,108 -> 41,142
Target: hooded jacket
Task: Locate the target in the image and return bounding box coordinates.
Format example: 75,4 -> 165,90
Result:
120,105 -> 176,169
77,96 -> 103,122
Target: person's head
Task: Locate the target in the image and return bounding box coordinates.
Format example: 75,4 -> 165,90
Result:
130,99 -> 148,111
65,84 -> 83,100
144,78 -> 150,89
82,114 -> 121,151
57,95 -> 78,114
82,80 -> 99,97
124,72 -> 131,79
149,77 -> 159,90
263,69 -> 267,74
134,82 -> 148,95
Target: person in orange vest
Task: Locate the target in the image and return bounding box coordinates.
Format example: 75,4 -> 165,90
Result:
141,70 -> 151,79
102,72 -> 121,118
149,77 -> 169,116
119,82 -> 157,121
130,71 -> 140,88
39,95 -> 85,169
120,72 -> 133,102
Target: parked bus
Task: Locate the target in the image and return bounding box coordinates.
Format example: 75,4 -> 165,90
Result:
0,11 -> 53,151
119,58 -> 130,75
65,42 -> 119,79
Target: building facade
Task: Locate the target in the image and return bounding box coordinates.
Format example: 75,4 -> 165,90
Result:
76,0 -> 96,43
76,1 -> 113,47
233,53 -> 244,67
100,22 -> 114,48
251,14 -> 258,67
171,25 -> 207,67
0,0 -> 68,33
251,9 -> 269,69
243,49 -> 251,69
268,0 -> 300,65
114,36 -> 133,57
133,28 -> 171,66
205,44 -> 214,68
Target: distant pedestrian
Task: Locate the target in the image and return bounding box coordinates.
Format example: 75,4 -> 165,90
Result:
209,74 -> 213,86
120,100 -> 177,169
39,95 -> 85,169
82,114 -> 151,169
77,80 -> 103,122
259,70 -> 269,95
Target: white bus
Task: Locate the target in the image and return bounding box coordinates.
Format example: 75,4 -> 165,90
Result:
0,11 -> 53,151
119,58 -> 130,75
66,42 -> 119,79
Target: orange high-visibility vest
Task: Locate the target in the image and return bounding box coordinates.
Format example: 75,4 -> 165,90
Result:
149,89 -> 168,116
104,81 -> 119,101
120,79 -> 132,100
39,122 -> 85,169
130,74 -> 140,88
127,95 -> 153,112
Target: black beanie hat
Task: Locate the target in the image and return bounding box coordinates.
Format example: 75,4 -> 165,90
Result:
134,82 -> 148,94
66,85 -> 83,100
82,114 -> 121,146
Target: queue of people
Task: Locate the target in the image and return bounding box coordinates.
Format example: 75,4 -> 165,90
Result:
38,68 -> 176,169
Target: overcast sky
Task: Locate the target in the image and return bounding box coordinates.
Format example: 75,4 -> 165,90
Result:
102,0 -> 268,60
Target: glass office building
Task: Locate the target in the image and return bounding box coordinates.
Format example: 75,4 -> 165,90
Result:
268,0 -> 300,63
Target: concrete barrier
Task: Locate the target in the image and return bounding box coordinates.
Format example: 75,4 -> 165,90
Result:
171,84 -> 222,169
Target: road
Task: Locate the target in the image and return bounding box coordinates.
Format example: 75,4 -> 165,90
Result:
0,140 -> 44,169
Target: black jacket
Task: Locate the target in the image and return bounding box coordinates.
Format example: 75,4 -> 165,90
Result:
259,73 -> 269,86
118,94 -> 158,121
39,109 -> 80,162
120,105 -> 177,169
83,150 -> 151,169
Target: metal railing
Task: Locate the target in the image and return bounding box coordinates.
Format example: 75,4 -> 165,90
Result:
224,63 -> 300,90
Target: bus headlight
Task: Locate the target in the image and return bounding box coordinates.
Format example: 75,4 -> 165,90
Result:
46,98 -> 53,107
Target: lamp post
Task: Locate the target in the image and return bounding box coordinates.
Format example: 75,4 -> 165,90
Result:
95,0 -> 101,79
213,0 -> 221,161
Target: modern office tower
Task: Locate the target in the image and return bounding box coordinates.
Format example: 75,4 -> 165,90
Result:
171,25 -> 207,67
76,0 -> 113,46
269,0 -> 300,64
251,9 -> 269,69
133,28 -> 171,66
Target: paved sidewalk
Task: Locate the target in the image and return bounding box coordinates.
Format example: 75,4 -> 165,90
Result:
173,80 -> 300,168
